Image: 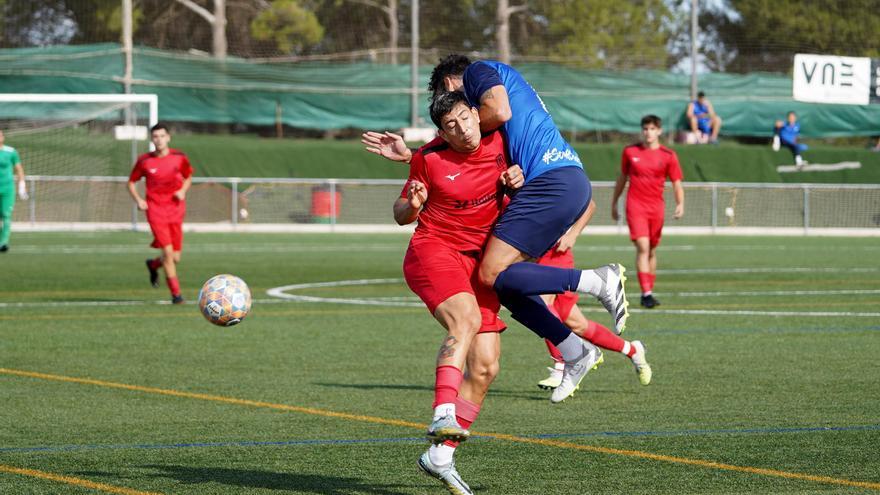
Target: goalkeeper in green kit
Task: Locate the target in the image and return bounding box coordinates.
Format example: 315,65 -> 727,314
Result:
0,130 -> 28,252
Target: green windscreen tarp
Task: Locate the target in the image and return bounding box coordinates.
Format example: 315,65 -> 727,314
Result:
1,43 -> 879,137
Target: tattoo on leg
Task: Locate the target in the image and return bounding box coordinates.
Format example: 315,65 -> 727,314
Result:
437,335 -> 457,362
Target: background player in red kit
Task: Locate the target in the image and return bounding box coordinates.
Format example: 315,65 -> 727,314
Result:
392,91 -> 525,495
611,115 -> 684,308
127,123 -> 193,304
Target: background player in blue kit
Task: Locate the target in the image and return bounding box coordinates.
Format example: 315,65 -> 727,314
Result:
686,91 -> 722,144
773,111 -> 808,167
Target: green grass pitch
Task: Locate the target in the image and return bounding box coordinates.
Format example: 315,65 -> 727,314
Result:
1,232 -> 878,494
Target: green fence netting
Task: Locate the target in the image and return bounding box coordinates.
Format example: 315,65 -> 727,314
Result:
1,43 -> 879,137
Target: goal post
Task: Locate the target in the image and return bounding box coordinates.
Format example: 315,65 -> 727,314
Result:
0,93 -> 159,229
0,93 -> 158,128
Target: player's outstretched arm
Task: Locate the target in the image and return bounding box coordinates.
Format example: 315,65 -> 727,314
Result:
361,131 -> 413,163
478,85 -> 512,132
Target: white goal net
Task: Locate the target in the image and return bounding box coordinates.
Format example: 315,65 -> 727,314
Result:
0,94 -> 157,226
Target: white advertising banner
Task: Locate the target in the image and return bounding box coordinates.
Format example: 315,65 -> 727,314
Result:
793,54 -> 871,105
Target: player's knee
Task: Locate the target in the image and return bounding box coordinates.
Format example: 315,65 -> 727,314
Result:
447,311 -> 482,339
565,313 -> 589,336
478,264 -> 501,289
471,359 -> 500,388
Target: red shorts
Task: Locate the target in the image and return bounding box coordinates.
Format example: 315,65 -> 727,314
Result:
403,240 -> 506,333
627,214 -> 664,248
149,221 -> 183,251
535,247 -> 579,321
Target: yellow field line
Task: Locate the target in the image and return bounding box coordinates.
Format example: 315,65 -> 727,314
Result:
0,368 -> 423,430
3,367 -> 879,491
0,464 -> 163,495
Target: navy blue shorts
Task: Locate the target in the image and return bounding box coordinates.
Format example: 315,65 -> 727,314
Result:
493,166 -> 591,259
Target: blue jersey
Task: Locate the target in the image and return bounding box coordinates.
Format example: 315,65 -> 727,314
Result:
462,60 -> 582,183
779,122 -> 800,144
691,100 -> 710,119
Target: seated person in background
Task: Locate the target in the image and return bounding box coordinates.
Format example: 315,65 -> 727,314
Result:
772,111 -> 808,167
686,91 -> 722,144
871,136 -> 880,152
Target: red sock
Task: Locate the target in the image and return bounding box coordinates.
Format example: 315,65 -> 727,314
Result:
649,273 -> 657,291
149,258 -> 163,270
166,276 -> 181,296
432,365 -> 463,408
443,397 -> 481,448
545,339 -> 564,363
638,272 -> 654,294
580,320 -> 625,353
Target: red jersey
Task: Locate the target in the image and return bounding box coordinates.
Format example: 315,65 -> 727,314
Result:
129,149 -> 193,224
621,144 -> 683,216
402,131 -> 509,252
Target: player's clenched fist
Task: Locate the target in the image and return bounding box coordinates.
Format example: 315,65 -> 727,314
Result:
407,180 -> 427,209
500,164 -> 524,189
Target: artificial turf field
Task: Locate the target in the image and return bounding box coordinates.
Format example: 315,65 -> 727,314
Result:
1,231 -> 878,495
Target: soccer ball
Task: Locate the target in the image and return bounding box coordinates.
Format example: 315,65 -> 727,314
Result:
198,274 -> 252,326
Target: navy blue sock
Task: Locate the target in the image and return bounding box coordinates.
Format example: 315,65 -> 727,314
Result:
495,282 -> 573,346
493,261 -> 581,297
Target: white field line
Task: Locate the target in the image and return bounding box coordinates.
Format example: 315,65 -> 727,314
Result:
264,279 -> 880,318
672,289 -> 880,297
4,279 -> 877,317
0,298 -> 291,309
658,267 -> 880,274
6,244 -> 406,255
8,243 -> 880,255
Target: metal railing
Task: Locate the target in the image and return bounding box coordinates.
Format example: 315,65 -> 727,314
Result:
14,176 -> 880,235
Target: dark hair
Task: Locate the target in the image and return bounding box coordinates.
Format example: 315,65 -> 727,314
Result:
428,54 -> 471,99
697,91 -> 706,98
430,91 -> 470,129
150,123 -> 170,134
641,115 -> 662,128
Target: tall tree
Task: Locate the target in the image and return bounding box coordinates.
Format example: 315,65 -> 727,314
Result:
495,0 -> 527,64
338,0 -> 399,63
711,0 -> 880,73
521,0 -> 672,69
174,0 -> 227,58
251,0 -> 323,55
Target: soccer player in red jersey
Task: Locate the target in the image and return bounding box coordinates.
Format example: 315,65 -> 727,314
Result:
611,115 -> 684,308
127,123 -> 193,304
393,91 -> 526,494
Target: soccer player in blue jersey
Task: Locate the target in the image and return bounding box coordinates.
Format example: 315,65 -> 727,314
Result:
773,111 -> 808,167
686,91 -> 722,144
365,55 -> 629,402
427,54 -> 629,403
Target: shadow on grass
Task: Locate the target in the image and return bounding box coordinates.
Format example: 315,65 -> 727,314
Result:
104,465 -> 413,494
314,381 -> 623,401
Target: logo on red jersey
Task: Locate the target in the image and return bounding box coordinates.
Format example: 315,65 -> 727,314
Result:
445,172 -> 462,181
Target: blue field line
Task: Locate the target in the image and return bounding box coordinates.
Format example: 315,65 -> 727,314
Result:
3,424 -> 878,455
